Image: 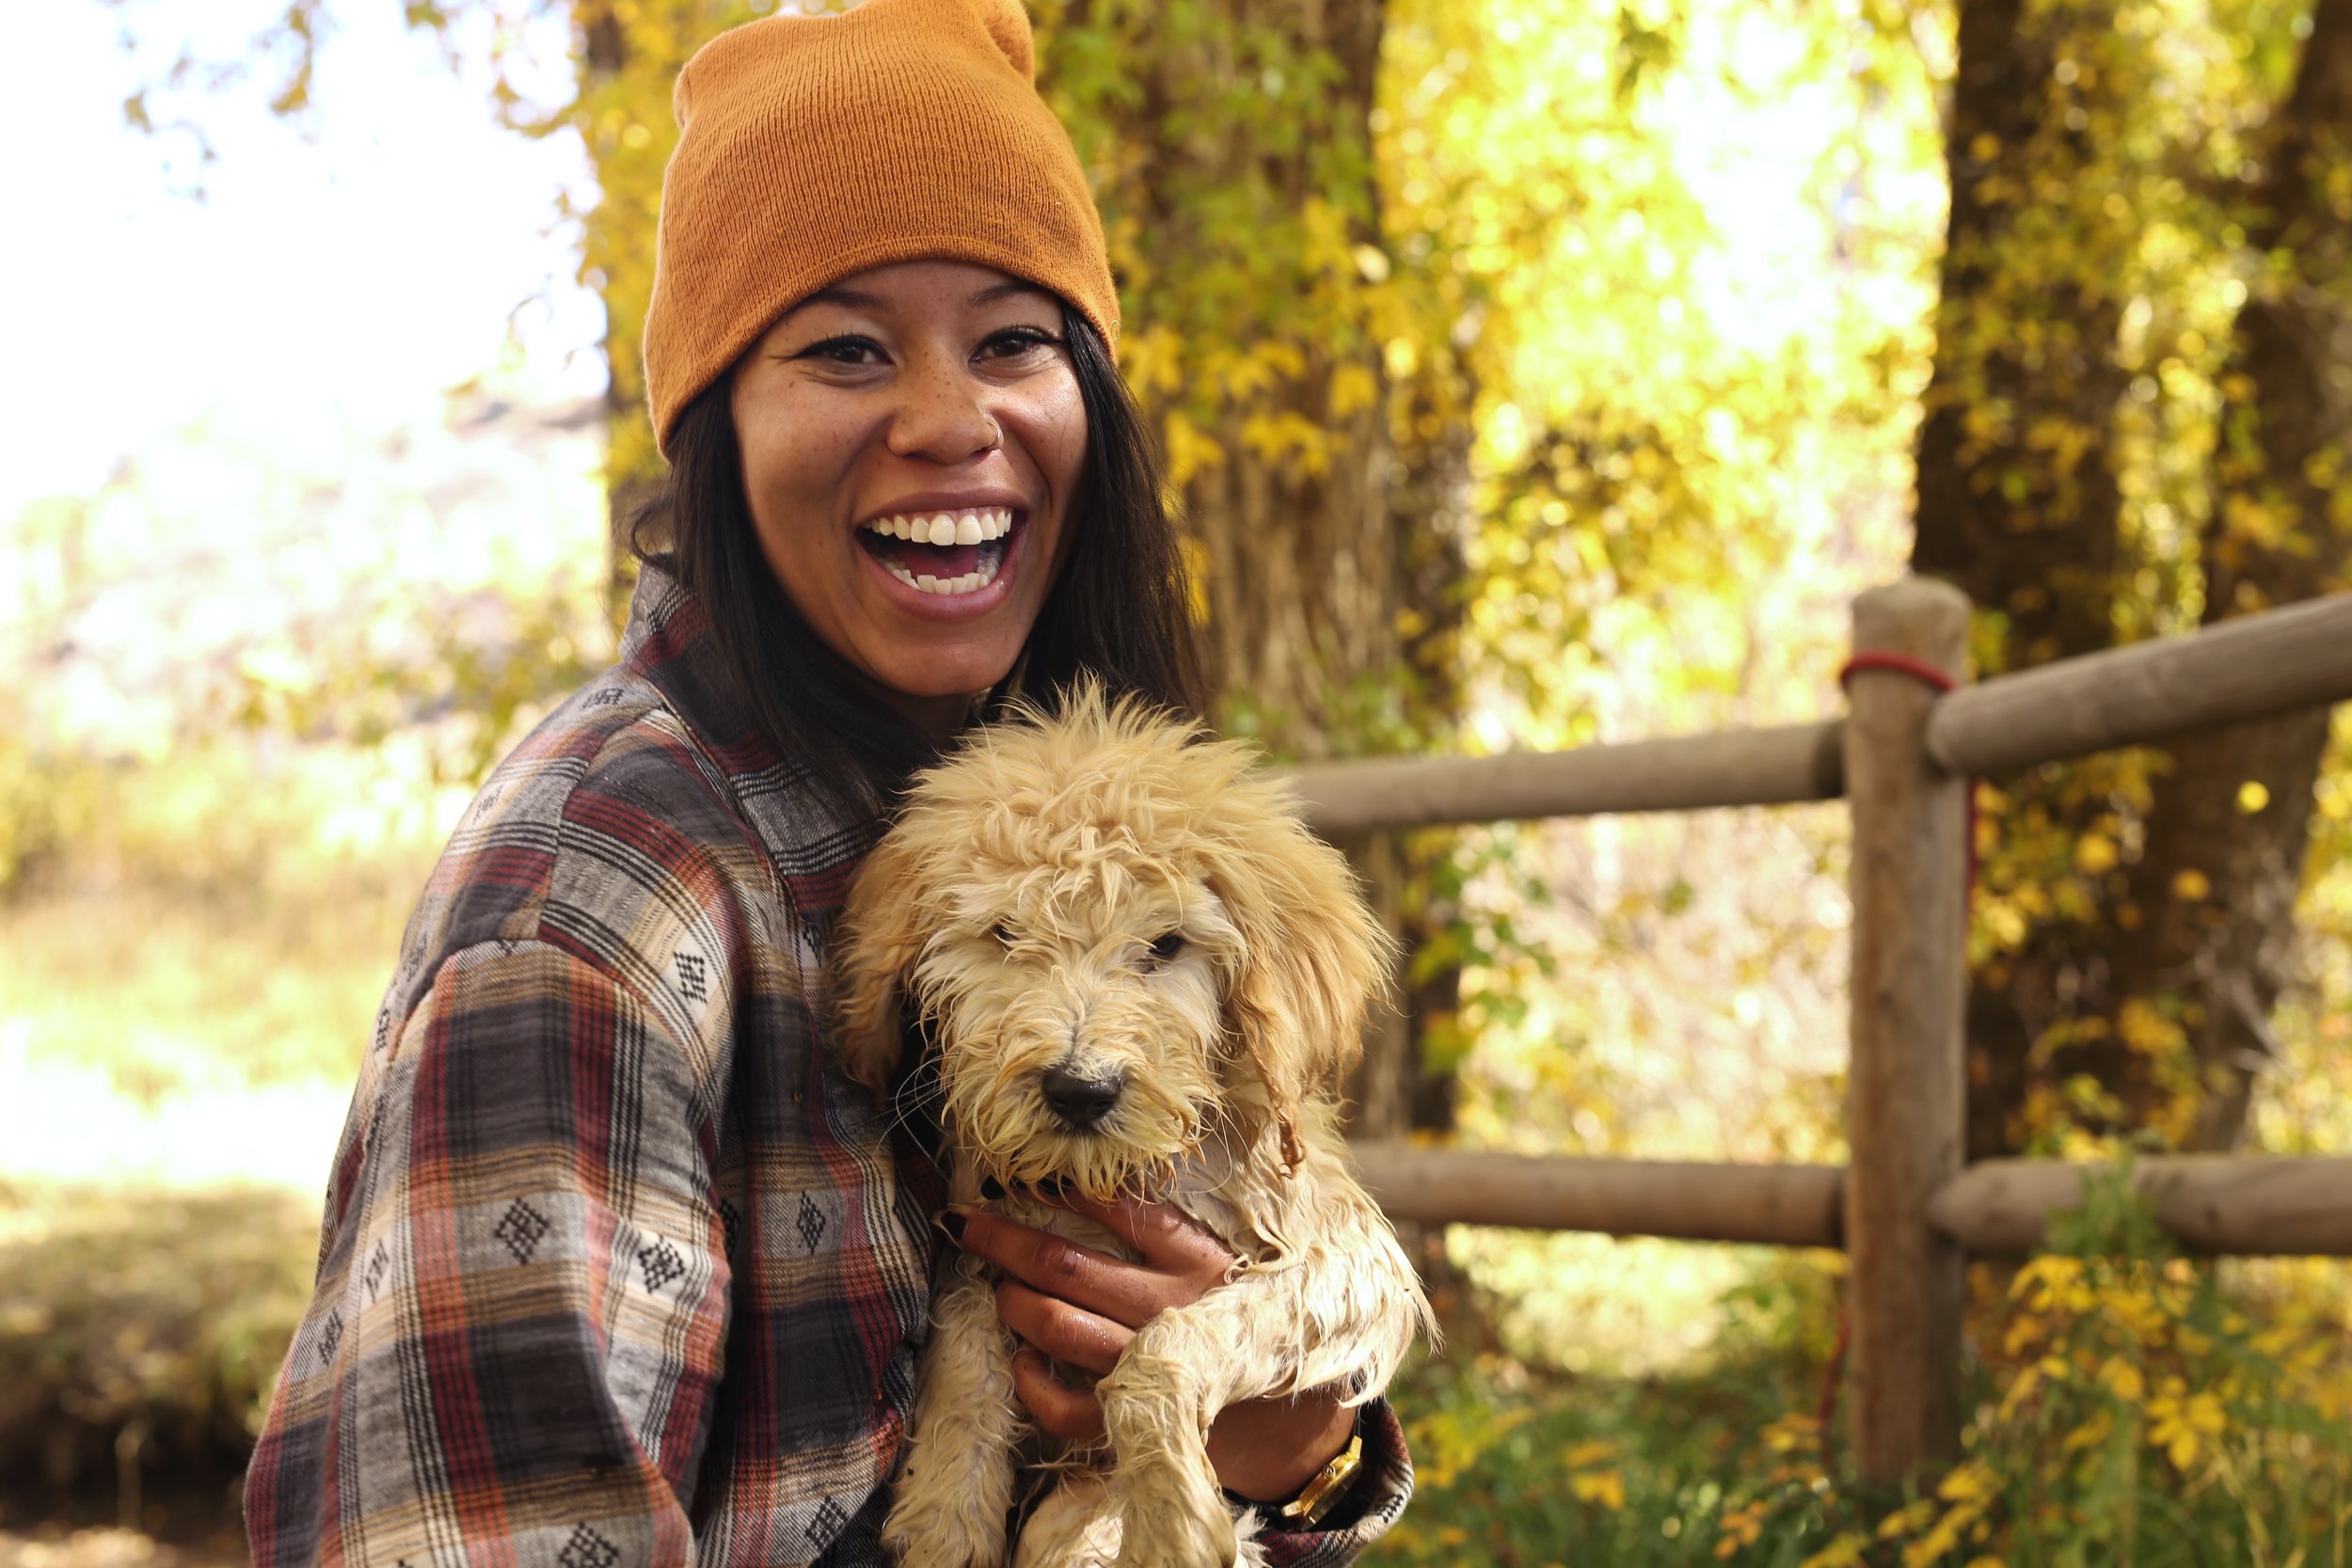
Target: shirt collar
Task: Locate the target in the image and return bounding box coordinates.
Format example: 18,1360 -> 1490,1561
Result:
619,562 -> 884,915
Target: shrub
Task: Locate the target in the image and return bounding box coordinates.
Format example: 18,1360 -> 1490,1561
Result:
0,1183 -> 315,1528
1374,1179 -> 2352,1567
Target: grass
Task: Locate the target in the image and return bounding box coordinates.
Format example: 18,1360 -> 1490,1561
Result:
1367,1349 -> 1837,1567
0,883 -> 405,1097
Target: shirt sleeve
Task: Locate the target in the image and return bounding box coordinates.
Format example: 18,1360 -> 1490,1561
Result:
1245,1398 -> 1415,1567
244,939 -> 730,1568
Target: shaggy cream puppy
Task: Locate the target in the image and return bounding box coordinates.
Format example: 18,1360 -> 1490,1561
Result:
830,687 -> 1434,1568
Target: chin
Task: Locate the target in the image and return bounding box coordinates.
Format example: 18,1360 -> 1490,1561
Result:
877,640 -> 1026,704
879,659 -> 1014,706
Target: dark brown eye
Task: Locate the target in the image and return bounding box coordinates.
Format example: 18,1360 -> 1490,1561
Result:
1146,931 -> 1185,964
991,923 -> 1016,946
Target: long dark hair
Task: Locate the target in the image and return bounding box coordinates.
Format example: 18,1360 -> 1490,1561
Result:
631,303 -> 1205,823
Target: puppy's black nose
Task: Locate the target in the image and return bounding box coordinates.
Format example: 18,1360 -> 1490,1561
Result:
1041,1065 -> 1122,1129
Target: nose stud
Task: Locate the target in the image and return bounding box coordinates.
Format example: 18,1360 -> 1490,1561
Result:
1040,1064 -> 1122,1129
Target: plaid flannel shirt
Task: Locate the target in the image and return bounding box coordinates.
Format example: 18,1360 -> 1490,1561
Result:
246,565 -> 1414,1567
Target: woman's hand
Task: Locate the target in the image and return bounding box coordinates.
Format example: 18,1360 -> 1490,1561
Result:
943,1190 -> 1357,1504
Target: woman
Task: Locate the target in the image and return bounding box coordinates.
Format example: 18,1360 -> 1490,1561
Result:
244,0 -> 1414,1561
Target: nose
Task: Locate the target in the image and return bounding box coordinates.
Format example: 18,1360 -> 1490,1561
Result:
886,362 -> 1002,464
1040,1064 -> 1122,1129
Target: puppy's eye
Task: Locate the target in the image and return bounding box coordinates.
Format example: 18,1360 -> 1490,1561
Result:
990,923 -> 1016,947
1145,931 -> 1185,965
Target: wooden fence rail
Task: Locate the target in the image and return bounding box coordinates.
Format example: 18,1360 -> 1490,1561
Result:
1318,581 -> 2352,1485
1927,593 -> 2352,776
1294,590 -> 2352,836
1349,1145 -> 2352,1258
1290,720 -> 1846,835
1349,1145 -> 1846,1248
1931,1155 -> 2352,1257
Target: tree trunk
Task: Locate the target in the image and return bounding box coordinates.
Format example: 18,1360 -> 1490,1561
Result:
1910,0 -> 2138,1159
2105,0 -> 2352,1149
571,0 -> 729,619
1037,0 -> 1466,1126
1147,0 -> 1402,755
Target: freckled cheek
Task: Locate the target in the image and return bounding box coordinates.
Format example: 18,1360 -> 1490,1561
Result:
740,399 -> 867,508
1013,384 -> 1089,511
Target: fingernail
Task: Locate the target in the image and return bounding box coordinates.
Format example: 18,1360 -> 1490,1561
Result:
932,1209 -> 967,1243
979,1175 -> 1006,1201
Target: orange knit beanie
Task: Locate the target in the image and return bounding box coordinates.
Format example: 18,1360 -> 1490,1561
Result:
644,0 -> 1120,456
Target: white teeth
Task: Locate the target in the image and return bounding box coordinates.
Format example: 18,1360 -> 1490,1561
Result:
863,508 -> 1014,599
879,547 -> 1005,596
862,507 -> 1017,542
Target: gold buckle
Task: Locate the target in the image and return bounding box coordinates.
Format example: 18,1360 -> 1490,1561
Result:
1277,1431 -> 1364,1528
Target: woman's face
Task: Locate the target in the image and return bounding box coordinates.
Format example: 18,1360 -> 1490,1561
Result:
730,259 -> 1088,739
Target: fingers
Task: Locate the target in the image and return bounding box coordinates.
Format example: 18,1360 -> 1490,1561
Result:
1009,1346 -> 1107,1441
1046,1186 -> 1236,1281
993,1278 -> 1133,1375
946,1206 -> 1194,1327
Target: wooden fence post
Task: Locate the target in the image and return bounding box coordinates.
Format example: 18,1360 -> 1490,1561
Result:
1845,577 -> 1972,1484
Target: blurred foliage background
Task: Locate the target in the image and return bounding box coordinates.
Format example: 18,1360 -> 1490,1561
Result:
4,0 -> 2350,1560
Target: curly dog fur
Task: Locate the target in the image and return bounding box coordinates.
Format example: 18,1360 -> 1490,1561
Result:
829,685 -> 1435,1568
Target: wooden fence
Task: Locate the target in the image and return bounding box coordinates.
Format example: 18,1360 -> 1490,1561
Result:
1304,578 -> 2352,1484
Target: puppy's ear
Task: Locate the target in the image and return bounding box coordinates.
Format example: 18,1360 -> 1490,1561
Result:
1203,784 -> 1395,1167
828,831 -> 929,1096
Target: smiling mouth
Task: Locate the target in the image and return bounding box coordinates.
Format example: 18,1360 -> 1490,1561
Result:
857,507 -> 1018,597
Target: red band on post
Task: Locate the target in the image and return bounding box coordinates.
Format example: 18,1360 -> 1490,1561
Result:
1837,651 -> 1960,695
1837,649 -> 1978,909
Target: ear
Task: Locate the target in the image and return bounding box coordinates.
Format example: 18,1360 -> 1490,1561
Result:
828,832 -> 930,1097
1204,789 -> 1396,1167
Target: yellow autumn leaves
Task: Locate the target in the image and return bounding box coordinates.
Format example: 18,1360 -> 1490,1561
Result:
1780,1244 -> 2352,1568
1369,1209 -> 2349,1567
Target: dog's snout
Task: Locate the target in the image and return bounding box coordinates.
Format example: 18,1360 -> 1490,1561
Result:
1040,1065 -> 1122,1129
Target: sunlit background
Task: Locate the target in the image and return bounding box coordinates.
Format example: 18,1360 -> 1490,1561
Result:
5,0 -> 604,1188
5,0 -> 2348,1560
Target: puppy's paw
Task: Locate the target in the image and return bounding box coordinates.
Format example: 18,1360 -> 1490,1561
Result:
1012,1472 -> 1122,1568
884,1471 -> 1013,1568
1109,1470 -> 1239,1568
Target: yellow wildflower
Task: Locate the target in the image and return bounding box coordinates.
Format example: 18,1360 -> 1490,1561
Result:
1904,1501 -> 1986,1568
1878,1499 -> 1938,1540
1938,1462 -> 2000,1504
2013,1256 -> 2097,1315
1800,1533 -> 1871,1568
1717,1500 -> 1768,1557
1997,1361 -> 2043,1420
2062,1409 -> 2115,1456
2147,1386 -> 2227,1471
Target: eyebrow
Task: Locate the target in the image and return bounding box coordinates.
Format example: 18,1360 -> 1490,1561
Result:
779,277 -> 1056,324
